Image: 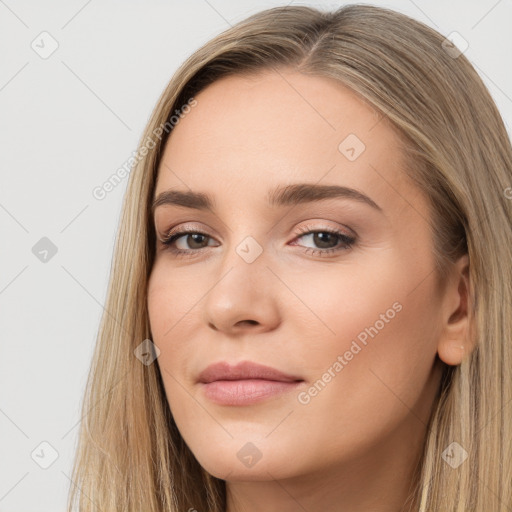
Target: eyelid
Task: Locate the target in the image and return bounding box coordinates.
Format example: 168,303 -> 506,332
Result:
159,222 -> 215,240
294,220 -> 356,238
158,220 -> 354,242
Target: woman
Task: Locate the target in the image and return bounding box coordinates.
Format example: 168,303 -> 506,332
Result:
68,4 -> 512,511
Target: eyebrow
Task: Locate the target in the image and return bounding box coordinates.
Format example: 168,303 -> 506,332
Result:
151,183 -> 382,214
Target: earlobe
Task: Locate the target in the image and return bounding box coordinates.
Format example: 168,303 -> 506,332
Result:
438,341 -> 467,366
437,254 -> 474,366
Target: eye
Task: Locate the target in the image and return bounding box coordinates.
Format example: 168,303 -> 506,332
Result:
158,223 -> 356,259
159,227 -> 218,258
291,224 -> 356,256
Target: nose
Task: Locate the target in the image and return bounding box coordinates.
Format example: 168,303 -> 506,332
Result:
202,237 -> 282,336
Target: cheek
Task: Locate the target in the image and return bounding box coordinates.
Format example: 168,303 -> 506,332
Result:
292,254 -> 442,438
286,255 -> 427,357
146,262 -> 210,405
146,298 -> 187,430
147,260 -> 204,344
147,266 -> 189,380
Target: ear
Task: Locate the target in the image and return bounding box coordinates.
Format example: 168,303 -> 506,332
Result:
437,254 -> 474,366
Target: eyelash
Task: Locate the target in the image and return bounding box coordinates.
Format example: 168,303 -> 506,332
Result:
158,223 -> 356,259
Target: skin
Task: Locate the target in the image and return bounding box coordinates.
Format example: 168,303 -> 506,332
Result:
147,68 -> 471,512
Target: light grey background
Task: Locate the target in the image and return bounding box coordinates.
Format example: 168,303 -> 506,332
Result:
1,1 -> 511,510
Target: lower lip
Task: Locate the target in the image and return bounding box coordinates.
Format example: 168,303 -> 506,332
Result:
200,379 -> 303,406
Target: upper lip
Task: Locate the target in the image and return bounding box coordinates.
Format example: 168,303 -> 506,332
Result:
198,360 -> 303,384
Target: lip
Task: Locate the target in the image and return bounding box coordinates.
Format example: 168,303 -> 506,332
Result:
198,360 -> 303,383
198,361 -> 304,406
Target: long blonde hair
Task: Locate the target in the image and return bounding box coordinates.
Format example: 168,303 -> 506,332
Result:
67,4 -> 512,511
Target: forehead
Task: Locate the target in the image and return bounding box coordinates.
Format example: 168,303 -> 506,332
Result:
155,69 -> 417,214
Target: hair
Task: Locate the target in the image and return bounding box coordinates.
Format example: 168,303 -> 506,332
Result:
67,4 -> 512,511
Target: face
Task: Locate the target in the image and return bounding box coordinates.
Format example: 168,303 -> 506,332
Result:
147,69 -> 448,482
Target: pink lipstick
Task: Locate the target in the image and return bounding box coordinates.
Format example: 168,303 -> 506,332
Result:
197,360 -> 304,406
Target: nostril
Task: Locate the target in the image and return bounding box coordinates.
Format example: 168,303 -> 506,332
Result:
236,320 -> 259,327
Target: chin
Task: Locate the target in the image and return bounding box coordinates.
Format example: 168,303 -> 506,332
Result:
190,439 -> 297,481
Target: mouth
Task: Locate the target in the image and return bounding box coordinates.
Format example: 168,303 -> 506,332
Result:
197,360 -> 305,406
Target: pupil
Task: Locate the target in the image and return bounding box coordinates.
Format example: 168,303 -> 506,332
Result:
190,234 -> 206,248
315,232 -> 335,248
